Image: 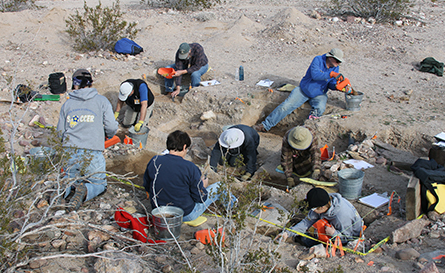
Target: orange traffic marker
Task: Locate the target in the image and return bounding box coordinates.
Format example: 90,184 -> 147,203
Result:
105,135 -> 120,148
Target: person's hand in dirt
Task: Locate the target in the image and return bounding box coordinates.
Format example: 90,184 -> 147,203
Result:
287,177 -> 295,187
171,86 -> 180,98
172,69 -> 187,77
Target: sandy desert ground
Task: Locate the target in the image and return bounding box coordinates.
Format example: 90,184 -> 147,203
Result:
1,0 -> 445,272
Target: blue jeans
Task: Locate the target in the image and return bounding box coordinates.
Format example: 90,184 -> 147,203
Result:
63,148 -> 107,202
182,182 -> 236,222
261,87 -> 328,131
164,63 -> 209,92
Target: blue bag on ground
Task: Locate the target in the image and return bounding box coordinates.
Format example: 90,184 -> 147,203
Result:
115,38 -> 143,55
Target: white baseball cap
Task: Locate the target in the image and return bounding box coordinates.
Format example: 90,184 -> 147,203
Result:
119,82 -> 134,101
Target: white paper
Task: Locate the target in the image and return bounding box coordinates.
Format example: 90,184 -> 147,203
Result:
359,193 -> 389,208
200,80 -> 221,86
435,132 -> 445,142
343,159 -> 374,170
256,79 -> 274,87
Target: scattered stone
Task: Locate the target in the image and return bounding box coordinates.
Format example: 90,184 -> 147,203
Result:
31,139 -> 40,146
36,199 -> 48,208
429,230 -> 440,239
296,260 -> 317,272
310,10 -> 321,20
309,244 -> 327,258
395,248 -> 420,260
391,218 -> 429,243
355,257 -> 364,263
381,266 -> 391,271
161,264 -> 172,273
196,242 -> 205,250
155,255 -> 167,263
51,239 -> 66,249
94,253 -> 146,273
414,262 -> 425,270
428,211 -> 441,221
100,202 -> 112,210
103,242 -> 118,250
190,246 -> 201,255
419,262 -> 439,273
373,247 -> 383,254
19,140 -> 29,147
29,259 -> 48,269
200,110 -> 216,121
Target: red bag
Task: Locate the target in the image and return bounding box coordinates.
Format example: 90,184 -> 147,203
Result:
114,207 -> 165,244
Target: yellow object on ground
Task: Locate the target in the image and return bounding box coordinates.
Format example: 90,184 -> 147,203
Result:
426,183 -> 445,214
300,178 -> 337,187
184,216 -> 207,227
277,84 -> 296,92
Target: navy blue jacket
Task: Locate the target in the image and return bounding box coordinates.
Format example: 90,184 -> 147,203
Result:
210,124 -> 260,175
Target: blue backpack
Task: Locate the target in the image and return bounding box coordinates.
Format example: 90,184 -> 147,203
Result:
115,38 -> 143,55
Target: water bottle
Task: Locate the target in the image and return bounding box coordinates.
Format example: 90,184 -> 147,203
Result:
239,66 -> 244,81
235,67 -> 239,81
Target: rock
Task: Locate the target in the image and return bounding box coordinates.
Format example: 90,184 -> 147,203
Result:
355,257 -> 364,263
296,260 -> 317,272
429,230 -> 440,239
103,242 -> 118,250
381,266 -> 391,271
395,248 -> 420,260
190,246 -> 201,255
29,115 -> 40,126
94,253 -> 146,273
19,140 -> 29,147
310,10 -> 321,20
428,211 -> 441,221
36,199 -> 48,208
29,259 -> 48,269
375,157 -> 387,165
51,239 -> 66,249
200,110 -> 216,121
100,202 -> 112,210
419,262 -> 439,273
155,255 -> 167,263
196,242 -> 205,250
309,244 -> 327,258
161,264 -> 172,273
414,262 -> 425,270
391,218 -> 429,243
31,140 -> 40,146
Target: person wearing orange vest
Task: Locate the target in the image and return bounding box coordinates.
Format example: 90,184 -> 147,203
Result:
277,188 -> 363,247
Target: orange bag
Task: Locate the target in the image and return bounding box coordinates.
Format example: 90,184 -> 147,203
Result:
194,227 -> 225,245
308,218 -> 332,243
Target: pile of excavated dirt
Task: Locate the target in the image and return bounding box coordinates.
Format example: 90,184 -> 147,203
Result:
1,0 -> 445,272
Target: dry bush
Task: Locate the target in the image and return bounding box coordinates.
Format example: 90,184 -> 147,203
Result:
141,0 -> 222,11
65,0 -> 138,52
0,0 -> 36,12
327,0 -> 412,22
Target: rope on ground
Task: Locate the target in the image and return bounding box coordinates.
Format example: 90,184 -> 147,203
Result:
106,174 -> 145,190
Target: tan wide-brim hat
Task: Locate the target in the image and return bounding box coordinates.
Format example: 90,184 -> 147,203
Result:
219,128 -> 245,148
326,48 -> 344,63
288,126 -> 313,150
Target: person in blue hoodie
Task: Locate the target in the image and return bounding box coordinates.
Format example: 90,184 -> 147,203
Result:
253,48 -> 352,132
57,69 -> 118,211
278,187 -> 363,247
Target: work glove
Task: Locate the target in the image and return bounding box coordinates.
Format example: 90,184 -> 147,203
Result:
134,120 -> 144,132
114,111 -> 119,120
287,177 -> 295,188
311,169 -> 321,180
241,173 -> 252,181
329,71 -> 344,81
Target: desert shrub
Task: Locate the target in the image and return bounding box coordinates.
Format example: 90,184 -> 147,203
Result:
141,0 -> 222,11
65,0 -> 138,52
0,0 -> 36,12
327,0 -> 412,22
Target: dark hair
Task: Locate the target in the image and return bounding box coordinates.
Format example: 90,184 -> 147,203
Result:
167,130 -> 191,152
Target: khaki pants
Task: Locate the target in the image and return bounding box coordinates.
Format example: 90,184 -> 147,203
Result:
122,102 -> 154,127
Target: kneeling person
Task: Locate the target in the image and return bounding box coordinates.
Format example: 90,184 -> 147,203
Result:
115,79 -> 155,132
279,188 -> 363,247
210,125 -> 260,181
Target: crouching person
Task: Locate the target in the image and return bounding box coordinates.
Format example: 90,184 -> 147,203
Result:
143,130 -> 236,222
57,69 -> 118,212
278,188 -> 363,247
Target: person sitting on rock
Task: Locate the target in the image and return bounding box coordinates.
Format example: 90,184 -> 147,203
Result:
277,187 -> 363,247
143,130 -> 236,222
115,79 -> 155,132
280,126 -> 322,188
210,125 -> 260,181
253,48 -> 353,132
164,42 -> 209,99
56,69 -> 118,211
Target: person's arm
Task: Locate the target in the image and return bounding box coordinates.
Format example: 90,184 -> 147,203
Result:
210,144 -> 223,172
281,133 -> 294,179
286,211 -> 319,238
56,106 -> 67,140
243,143 -> 257,175
115,100 -> 124,112
309,130 -> 322,179
103,101 -> 118,138
189,166 -> 208,203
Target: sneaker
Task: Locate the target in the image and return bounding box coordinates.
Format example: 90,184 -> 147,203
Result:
67,182 -> 87,212
308,115 -> 320,120
252,123 -> 266,132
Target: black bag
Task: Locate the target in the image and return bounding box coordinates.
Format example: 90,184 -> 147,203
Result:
15,84 -> 37,102
419,57 -> 444,77
48,72 -> 67,94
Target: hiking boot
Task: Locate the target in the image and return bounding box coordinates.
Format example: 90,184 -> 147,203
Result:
252,123 -> 266,132
67,182 -> 87,212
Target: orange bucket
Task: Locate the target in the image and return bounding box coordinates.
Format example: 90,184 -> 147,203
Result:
157,67 -> 175,79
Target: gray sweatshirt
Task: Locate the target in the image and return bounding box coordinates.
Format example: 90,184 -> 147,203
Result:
57,87 -> 118,151
287,193 -> 363,242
